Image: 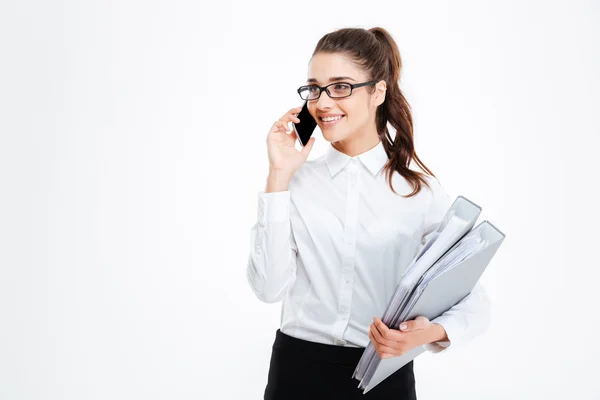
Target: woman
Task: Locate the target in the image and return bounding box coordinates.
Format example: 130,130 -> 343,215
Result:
246,27 -> 490,399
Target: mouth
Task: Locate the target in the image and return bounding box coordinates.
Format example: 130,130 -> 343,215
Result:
319,114 -> 345,127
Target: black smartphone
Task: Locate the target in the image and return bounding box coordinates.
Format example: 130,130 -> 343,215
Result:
292,101 -> 317,147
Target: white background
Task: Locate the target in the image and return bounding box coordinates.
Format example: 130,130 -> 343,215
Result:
1,0 -> 599,399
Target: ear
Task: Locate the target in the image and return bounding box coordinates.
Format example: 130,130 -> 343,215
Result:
372,80 -> 387,107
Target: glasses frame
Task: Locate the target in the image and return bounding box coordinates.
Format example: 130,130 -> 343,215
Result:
297,80 -> 379,101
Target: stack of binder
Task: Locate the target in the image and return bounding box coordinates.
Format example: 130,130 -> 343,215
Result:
352,195 -> 506,393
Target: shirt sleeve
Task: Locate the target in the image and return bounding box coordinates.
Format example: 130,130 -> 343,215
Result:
419,176 -> 492,354
246,190 -> 298,303
420,176 -> 452,247
424,282 -> 491,353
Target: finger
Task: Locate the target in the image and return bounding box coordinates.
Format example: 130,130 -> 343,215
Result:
270,121 -> 287,134
372,338 -> 400,358
376,318 -> 405,342
300,137 -> 315,155
369,323 -> 389,346
369,327 -> 376,344
400,316 -> 429,332
369,330 -> 394,358
370,323 -> 399,349
273,120 -> 289,133
281,108 -> 303,123
278,113 -> 293,124
368,330 -> 382,356
289,127 -> 298,140
279,120 -> 291,133
416,316 -> 430,326
373,317 -> 393,339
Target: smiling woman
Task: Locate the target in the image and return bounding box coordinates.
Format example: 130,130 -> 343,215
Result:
305,28 -> 437,198
246,26 -> 491,400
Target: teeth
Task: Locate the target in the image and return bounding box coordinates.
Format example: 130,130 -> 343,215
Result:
321,115 -> 343,122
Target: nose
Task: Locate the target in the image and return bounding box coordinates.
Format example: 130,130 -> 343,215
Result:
316,89 -> 335,110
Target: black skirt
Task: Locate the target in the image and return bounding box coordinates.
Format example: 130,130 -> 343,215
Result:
264,329 -> 416,400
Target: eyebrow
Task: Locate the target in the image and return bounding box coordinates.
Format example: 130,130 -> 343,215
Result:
306,76 -> 356,84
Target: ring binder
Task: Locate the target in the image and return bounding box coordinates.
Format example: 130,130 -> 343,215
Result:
353,196 -> 506,393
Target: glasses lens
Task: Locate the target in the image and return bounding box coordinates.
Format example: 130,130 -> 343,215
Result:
299,85 -> 320,100
328,83 -> 352,98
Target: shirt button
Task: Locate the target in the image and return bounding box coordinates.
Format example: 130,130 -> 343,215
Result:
345,280 -> 350,284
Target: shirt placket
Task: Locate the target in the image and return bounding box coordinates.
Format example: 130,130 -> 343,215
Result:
332,159 -> 359,345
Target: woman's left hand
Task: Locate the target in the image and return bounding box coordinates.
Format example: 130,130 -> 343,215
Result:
368,316 -> 447,359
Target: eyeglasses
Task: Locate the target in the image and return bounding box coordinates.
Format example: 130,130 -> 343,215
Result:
297,80 -> 378,101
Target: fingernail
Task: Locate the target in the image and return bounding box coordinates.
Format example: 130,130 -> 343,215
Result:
400,323 -> 408,330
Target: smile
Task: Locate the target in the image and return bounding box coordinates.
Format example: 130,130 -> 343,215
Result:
320,115 -> 345,126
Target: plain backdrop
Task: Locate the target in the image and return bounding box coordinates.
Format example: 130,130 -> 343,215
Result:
1,0 -> 599,399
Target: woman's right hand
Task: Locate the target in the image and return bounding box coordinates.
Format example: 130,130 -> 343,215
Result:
266,107 -> 316,177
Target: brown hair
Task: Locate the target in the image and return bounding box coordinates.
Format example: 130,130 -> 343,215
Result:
313,27 -> 435,197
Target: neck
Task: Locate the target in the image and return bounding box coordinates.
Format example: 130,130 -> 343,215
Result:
331,124 -> 381,157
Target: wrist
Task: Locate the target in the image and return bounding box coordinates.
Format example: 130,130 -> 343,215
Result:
266,169 -> 293,193
429,323 -> 448,343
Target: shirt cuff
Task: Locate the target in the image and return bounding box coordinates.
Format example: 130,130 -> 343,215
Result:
423,314 -> 463,354
258,191 -> 290,223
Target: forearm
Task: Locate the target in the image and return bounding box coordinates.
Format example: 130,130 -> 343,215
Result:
424,282 -> 491,353
246,188 -> 298,303
266,169 -> 293,193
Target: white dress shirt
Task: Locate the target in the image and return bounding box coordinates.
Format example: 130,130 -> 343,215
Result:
246,140 -> 490,353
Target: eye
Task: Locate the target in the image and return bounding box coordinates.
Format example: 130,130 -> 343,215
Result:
333,83 -> 350,90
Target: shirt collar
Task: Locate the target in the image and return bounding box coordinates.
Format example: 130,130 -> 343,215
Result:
325,140 -> 389,178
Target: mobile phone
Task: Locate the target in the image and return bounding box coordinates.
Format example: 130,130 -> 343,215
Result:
292,101 -> 317,147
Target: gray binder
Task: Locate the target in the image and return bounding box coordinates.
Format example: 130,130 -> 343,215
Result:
353,196 -> 506,393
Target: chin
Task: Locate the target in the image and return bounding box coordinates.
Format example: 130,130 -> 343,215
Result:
322,127 -> 346,140
324,132 -> 351,144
